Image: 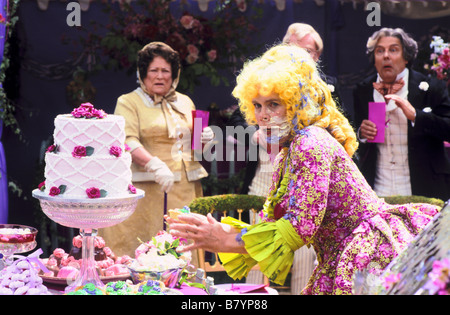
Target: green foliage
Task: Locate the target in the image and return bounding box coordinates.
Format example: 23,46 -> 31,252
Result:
383,195 -> 444,208
0,0 -> 21,138
188,194 -> 266,215
73,0 -> 262,94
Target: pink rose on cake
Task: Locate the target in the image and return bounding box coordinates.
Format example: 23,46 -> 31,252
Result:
72,145 -> 94,158
71,102 -> 107,119
49,186 -> 61,196
128,184 -> 137,194
86,187 -> 101,198
86,187 -> 107,198
72,145 -> 86,158
109,146 -> 122,157
46,144 -> 58,153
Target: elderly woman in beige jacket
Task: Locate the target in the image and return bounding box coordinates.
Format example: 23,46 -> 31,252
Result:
100,42 -> 212,257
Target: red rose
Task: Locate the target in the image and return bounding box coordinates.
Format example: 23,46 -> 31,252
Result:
86,187 -> 101,199
72,146 -> 87,158
38,181 -> 45,191
49,186 -> 61,196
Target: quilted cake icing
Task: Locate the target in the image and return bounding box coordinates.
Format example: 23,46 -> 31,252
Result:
42,103 -> 133,199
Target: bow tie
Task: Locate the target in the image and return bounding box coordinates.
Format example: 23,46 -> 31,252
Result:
373,78 -> 405,96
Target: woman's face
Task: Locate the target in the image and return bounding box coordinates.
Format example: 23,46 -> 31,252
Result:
143,56 -> 173,96
252,92 -> 287,126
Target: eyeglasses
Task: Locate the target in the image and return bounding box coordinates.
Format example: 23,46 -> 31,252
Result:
374,46 -> 402,57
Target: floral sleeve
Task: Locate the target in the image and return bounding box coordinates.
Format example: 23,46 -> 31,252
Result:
283,127 -> 334,246
219,128 -> 333,285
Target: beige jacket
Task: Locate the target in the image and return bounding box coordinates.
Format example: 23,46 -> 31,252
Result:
115,87 -> 208,182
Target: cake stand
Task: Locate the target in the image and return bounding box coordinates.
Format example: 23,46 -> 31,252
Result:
32,189 -> 144,292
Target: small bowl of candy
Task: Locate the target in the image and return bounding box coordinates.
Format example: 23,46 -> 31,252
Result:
0,224 -> 38,255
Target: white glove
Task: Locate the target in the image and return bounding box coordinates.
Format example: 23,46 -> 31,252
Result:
200,127 -> 214,144
145,157 -> 174,193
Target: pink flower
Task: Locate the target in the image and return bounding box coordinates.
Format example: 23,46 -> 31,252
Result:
109,146 -> 122,157
180,15 -> 195,29
187,44 -> 199,56
49,186 -> 61,196
207,49 -> 217,62
128,184 -> 137,194
124,144 -> 130,151
71,102 -> 107,119
355,252 -> 371,270
73,235 -> 83,248
186,54 -> 199,64
86,187 -> 101,199
72,146 -> 87,158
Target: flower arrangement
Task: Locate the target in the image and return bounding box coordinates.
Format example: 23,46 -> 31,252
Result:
73,0 -> 261,93
427,36 -> 450,86
128,230 -> 192,287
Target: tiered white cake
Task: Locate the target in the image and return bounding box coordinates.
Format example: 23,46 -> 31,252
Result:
42,103 -> 133,199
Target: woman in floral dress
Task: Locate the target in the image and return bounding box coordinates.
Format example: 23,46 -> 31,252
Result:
167,44 -> 440,295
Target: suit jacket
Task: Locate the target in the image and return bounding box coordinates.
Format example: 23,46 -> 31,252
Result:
353,69 -> 450,201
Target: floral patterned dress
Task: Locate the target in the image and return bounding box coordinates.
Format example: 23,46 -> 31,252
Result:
220,126 -> 439,295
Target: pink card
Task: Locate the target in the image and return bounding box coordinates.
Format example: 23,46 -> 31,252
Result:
191,110 -> 210,150
368,102 -> 386,143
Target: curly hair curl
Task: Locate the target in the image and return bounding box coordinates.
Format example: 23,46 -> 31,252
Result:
232,44 -> 358,157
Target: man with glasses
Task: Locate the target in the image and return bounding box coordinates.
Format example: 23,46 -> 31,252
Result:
283,23 -> 349,120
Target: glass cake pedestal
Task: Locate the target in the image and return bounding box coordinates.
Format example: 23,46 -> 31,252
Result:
32,189 -> 144,293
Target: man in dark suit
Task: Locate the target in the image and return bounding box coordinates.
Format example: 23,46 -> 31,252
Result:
354,27 -> 450,201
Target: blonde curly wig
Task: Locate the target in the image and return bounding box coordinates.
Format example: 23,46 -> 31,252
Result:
232,44 -> 358,157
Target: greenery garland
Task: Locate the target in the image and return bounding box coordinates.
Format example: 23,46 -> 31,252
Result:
0,0 -> 20,138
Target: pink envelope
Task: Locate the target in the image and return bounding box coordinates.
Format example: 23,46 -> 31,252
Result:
368,102 -> 386,143
192,110 -> 210,150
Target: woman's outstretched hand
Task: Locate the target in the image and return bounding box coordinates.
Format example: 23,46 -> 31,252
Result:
165,213 -> 246,254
